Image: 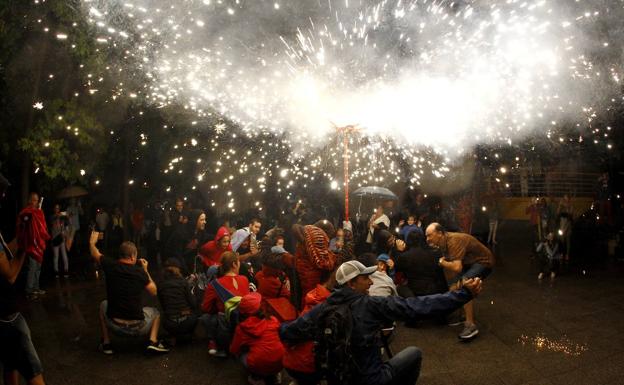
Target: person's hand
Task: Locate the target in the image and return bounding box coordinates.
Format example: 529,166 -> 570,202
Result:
395,239 -> 406,252
462,278 -> 482,297
138,258 -> 148,271
89,231 -> 100,246
398,219 -> 405,227
386,258 -> 395,270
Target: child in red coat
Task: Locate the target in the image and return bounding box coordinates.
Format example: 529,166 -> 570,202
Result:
230,292 -> 285,385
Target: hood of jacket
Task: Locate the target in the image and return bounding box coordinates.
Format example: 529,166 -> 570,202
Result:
238,315 -> 271,337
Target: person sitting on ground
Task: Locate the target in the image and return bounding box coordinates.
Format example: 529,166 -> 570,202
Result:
357,253 -> 397,297
158,258 -> 198,346
536,232 -> 561,280
255,248 -> 290,301
425,222 -> 494,341
395,231 -> 447,298
282,269 -> 336,385
0,173 -> 47,385
398,215 -> 423,241
230,292 -> 285,385
200,251 -> 250,357
198,226 -> 231,276
88,232 -> 169,355
280,260 -> 482,385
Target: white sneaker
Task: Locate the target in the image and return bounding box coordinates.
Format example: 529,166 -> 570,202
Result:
538,273 -> 544,280
550,272 -> 556,279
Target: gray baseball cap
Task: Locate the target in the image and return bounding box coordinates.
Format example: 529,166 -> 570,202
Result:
336,260 -> 377,285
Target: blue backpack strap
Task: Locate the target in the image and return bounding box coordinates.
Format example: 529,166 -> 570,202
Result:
211,278 -> 236,304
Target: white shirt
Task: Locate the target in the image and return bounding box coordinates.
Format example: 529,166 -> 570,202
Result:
369,271 -> 397,297
366,214 -> 390,243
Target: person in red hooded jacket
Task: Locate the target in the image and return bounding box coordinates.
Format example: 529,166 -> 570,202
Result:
230,292 -> 285,385
199,226 -> 232,268
282,269 -> 336,384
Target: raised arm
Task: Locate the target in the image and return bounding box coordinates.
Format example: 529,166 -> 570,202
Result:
138,258 -> 157,296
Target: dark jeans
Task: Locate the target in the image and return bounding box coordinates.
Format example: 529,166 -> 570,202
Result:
162,314 -> 198,337
380,346 -> 422,385
199,313 -> 232,350
0,313 -> 43,380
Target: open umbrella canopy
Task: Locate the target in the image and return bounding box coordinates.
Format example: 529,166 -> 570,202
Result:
57,186 -> 88,199
352,186 -> 398,200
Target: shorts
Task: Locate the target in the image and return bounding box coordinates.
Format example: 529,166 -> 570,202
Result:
0,313 -> 43,380
448,263 -> 492,286
100,300 -> 159,338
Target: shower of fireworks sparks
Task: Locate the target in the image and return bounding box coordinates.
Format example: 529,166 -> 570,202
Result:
65,0 -> 624,205
518,334 -> 589,357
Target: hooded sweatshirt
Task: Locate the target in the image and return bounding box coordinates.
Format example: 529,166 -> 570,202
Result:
199,226 -> 232,267
230,315 -> 285,376
282,284 -> 331,373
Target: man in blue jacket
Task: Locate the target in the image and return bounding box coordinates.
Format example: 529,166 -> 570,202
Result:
280,260 -> 482,385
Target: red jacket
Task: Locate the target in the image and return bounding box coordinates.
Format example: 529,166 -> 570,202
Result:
256,265 -> 290,300
230,315 -> 285,376
199,226 -> 231,267
16,207 -> 50,263
295,226 -> 336,306
282,284 -> 331,373
201,275 -> 249,314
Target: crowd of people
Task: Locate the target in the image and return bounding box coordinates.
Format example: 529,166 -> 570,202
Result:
7,174 -> 621,385
2,175 -> 497,385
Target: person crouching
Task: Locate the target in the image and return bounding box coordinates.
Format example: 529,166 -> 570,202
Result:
230,292 -> 285,385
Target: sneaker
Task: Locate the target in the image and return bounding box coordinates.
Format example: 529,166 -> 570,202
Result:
538,272 -> 544,280
550,272 -> 556,279
208,340 -> 217,355
458,323 -> 479,340
34,289 -> 46,295
99,342 -> 114,355
147,340 -> 170,353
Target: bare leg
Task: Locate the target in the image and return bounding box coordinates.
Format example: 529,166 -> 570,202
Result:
464,300 -> 475,326
149,314 -> 161,343
99,305 -> 111,344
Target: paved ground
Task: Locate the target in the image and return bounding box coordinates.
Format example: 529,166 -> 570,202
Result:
11,222 -> 624,384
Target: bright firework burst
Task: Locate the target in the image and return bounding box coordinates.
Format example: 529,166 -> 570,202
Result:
77,0 -> 623,209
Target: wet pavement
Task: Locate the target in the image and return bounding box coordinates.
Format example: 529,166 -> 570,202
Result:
13,222 -> 624,385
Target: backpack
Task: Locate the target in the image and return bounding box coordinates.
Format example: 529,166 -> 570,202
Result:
314,302 -> 358,385
210,278 -> 242,329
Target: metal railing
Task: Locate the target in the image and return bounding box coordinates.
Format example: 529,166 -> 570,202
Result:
490,169 -> 601,198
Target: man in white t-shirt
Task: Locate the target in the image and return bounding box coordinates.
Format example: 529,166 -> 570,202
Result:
366,205 -> 390,246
